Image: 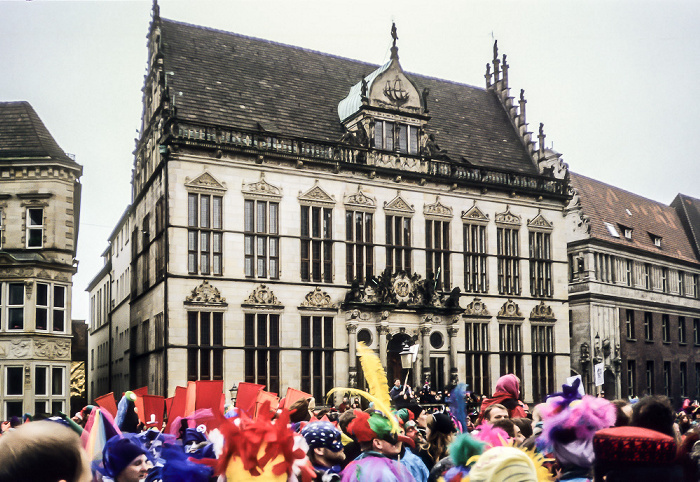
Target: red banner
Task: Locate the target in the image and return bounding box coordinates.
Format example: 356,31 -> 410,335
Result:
94,393 -> 118,418
142,395 -> 165,429
195,380 -> 225,412
235,382 -> 265,417
164,386 -> 188,433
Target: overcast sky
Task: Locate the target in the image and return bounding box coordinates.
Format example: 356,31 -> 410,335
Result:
2,0 -> 699,320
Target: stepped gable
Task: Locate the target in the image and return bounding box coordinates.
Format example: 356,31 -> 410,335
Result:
0,101 -> 74,163
159,18 -> 538,175
672,193 -> 700,259
570,172 -> 697,263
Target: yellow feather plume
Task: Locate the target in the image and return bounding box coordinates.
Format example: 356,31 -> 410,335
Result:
325,342 -> 400,434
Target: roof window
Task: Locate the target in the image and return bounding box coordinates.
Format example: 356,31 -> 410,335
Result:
619,224 -> 633,240
650,234 -> 662,248
604,222 -> 619,238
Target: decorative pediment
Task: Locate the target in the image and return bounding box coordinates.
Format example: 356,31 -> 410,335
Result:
528,211 -> 553,231
300,287 -> 336,309
384,192 -> 414,215
344,186 -> 376,211
185,280 -> 227,305
424,196 -> 452,219
242,173 -> 282,200
497,299 -> 523,319
461,203 -> 489,224
495,205 -> 521,226
243,284 -> 282,307
464,298 -> 490,317
185,171 -> 227,194
530,301 -> 556,321
298,181 -> 335,206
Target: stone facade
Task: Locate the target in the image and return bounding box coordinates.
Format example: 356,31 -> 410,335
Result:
89,8 -> 571,405
0,102 -> 82,419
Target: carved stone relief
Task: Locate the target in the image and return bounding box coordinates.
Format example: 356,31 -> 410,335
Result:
185,171 -> 227,193
530,301 -> 556,321
424,196 -> 453,218
464,298 -> 490,317
384,192 -> 414,215
344,185 -> 376,210
527,211 -> 553,230
244,284 -> 282,306
461,203 -> 489,223
495,205 -> 521,226
185,280 -> 226,305
35,339 -> 71,359
299,181 -> 335,205
10,340 -> 31,358
300,287 -> 335,309
242,173 -> 282,199
497,299 -> 523,318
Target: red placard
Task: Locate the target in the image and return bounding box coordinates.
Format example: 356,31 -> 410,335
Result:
94,393 -> 118,418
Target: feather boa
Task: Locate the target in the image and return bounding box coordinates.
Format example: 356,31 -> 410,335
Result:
538,395 -> 616,447
449,383 -> 468,433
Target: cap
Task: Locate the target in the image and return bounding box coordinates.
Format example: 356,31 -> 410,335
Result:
301,421 -> 343,452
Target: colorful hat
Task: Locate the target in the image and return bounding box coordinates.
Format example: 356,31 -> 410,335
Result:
100,435 -> 148,479
301,421 -> 343,452
467,445 -> 552,482
593,426 -> 677,464
346,410 -> 395,443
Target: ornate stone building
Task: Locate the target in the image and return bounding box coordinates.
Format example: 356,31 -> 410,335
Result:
0,101 -> 82,419
566,173 -> 700,404
90,4 -> 572,405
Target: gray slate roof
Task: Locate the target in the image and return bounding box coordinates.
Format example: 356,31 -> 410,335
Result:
0,101 -> 73,163
160,19 -> 538,175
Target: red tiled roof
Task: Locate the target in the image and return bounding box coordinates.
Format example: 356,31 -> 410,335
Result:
570,172 -> 697,263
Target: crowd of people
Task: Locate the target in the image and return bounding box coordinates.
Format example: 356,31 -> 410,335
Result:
3,361 -> 700,481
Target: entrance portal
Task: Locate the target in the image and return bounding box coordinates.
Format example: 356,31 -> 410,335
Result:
387,333 -> 415,389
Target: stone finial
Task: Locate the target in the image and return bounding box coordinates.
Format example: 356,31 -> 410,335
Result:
493,39 -> 498,62
502,54 -> 509,87
485,63 -> 492,88
152,0 -> 160,19
538,123 -> 546,156
519,89 -> 527,126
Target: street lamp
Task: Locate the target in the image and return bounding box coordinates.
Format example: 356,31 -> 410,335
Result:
399,343 -> 418,389
229,383 -> 238,404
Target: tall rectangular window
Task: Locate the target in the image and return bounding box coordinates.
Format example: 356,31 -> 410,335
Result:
35,366 -> 48,396
51,366 -> 65,396
8,283 -> 24,330
464,224 -> 487,293
625,310 -> 635,340
531,324 -> 555,403
53,285 -> 65,332
662,314 -> 670,342
661,268 -> 668,293
663,361 -> 671,396
679,316 -> 687,344
189,193 -> 224,275
386,215 -> 412,273
5,366 -> 23,396
244,313 -> 280,393
695,275 -> 700,299
529,231 -> 552,297
301,206 -> 333,282
187,311 -> 224,381
465,322 -> 489,396
244,199 -> 279,279
644,263 -> 652,290
679,271 -> 685,296
374,120 -> 394,151
497,227 -> 520,295
36,283 -> 49,330
345,210 -> 373,283
625,259 -> 633,287
26,207 -> 44,248
644,312 -> 653,341
142,215 -> 150,291
300,315 -> 334,402
499,323 -> 522,384
396,124 -> 420,155
695,318 -> 700,345
646,360 -> 655,394
680,362 -> 688,397
426,219 -> 450,290
627,360 -> 636,398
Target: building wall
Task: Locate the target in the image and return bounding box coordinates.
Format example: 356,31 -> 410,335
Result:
0,169 -> 80,418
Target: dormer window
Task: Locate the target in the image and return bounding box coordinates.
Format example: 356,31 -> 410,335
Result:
375,120 -> 394,150
374,120 -> 420,154
398,124 -> 420,154
618,225 -> 632,240
651,234 -> 662,248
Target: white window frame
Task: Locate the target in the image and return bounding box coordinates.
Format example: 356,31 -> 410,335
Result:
5,366 -> 24,396
51,366 -> 65,397
26,207 -> 44,248
6,282 -> 25,331
35,365 -> 48,396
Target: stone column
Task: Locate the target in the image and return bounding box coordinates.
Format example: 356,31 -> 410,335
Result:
378,323 -> 390,367
346,321 -> 358,388
420,317 -> 433,385
448,321 -> 460,386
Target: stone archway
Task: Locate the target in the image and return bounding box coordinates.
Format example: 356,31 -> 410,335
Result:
387,333 -> 414,389
603,368 -> 616,399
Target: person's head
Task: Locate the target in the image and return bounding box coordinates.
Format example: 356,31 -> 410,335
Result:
611,399 -> 631,427
102,435 -> 150,482
347,411 -> 402,456
0,420 -> 91,482
394,379 -> 401,387
485,403 -> 509,423
494,374 -> 520,399
631,395 -> 675,437
407,403 -> 428,429
301,421 -> 345,468
511,418 -> 533,440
